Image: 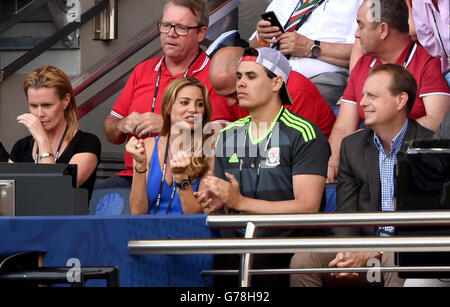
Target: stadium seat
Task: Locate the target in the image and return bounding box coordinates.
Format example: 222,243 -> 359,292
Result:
88,187 -> 131,216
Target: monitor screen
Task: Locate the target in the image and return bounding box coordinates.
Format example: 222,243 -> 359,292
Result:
0,162 -> 77,187
396,139 -> 450,211
0,162 -> 86,216
395,139 -> 450,278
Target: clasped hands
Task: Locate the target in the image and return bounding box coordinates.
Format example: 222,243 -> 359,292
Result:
256,19 -> 313,58
194,172 -> 244,214
328,252 -> 382,280
118,112 -> 163,138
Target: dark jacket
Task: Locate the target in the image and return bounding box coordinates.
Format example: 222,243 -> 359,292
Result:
335,119 -> 433,237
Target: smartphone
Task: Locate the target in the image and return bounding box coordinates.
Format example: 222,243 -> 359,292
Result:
261,11 -> 285,33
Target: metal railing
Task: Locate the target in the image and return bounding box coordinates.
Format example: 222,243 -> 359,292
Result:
0,0 -> 109,83
73,22 -> 159,98
74,22 -> 161,119
0,0 -> 50,36
205,211 -> 450,229
128,236 -> 450,255
128,211 -> 450,287
74,0 -> 236,119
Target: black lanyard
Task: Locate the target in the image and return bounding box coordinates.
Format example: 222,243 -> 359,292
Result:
402,42 -> 416,68
151,49 -> 203,113
34,125 -> 68,164
238,128 -> 273,199
154,135 -> 176,214
373,42 -> 415,69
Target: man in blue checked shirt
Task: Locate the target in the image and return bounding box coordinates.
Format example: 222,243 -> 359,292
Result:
290,64 -> 434,287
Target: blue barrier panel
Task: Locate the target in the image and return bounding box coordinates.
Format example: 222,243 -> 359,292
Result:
0,215 -> 217,286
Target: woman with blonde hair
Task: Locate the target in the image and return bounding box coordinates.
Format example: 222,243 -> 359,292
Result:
126,76 -> 214,214
9,65 -> 101,199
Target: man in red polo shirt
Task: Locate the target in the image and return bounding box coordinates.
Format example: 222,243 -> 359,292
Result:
101,0 -> 233,188
209,46 -> 336,139
327,0 -> 450,182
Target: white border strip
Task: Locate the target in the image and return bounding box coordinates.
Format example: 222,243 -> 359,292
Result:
154,57 -> 164,72
110,110 -> 124,119
419,92 -> 450,98
192,56 -> 209,74
341,99 -> 358,105
404,43 -> 417,68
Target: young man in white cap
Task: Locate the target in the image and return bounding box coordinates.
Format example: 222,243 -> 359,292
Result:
197,47 -> 330,287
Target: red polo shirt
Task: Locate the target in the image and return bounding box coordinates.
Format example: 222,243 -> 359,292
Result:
342,40 -> 449,121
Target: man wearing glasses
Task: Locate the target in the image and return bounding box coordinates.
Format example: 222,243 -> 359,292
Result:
101,0 -> 233,189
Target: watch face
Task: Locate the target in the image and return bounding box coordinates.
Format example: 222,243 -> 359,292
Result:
311,45 -> 320,58
178,179 -> 191,190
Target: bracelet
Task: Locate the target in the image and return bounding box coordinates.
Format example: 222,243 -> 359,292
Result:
39,152 -> 55,159
256,33 -> 269,47
134,166 -> 147,174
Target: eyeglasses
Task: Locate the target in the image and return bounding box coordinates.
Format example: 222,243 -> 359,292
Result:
157,22 -> 200,36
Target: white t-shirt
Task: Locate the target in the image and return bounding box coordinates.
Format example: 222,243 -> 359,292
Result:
250,0 -> 363,78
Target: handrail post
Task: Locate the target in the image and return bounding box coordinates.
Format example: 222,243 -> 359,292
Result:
240,222 -> 257,287
0,0 -> 51,36
73,0 -> 237,117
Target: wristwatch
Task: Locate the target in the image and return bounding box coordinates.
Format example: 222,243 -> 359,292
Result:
310,40 -> 321,59
175,178 -> 191,190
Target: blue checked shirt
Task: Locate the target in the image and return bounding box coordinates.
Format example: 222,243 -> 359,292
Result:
373,119 -> 409,236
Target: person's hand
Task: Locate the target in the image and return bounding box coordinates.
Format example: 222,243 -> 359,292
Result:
256,19 -> 283,45
117,112 -> 141,135
327,155 -> 339,183
117,112 -> 163,138
125,136 -> 146,171
134,112 -> 163,137
194,189 -> 224,213
193,171 -> 224,213
16,113 -> 47,143
203,172 -> 243,211
328,252 -> 381,279
171,151 -> 191,182
278,32 -> 312,58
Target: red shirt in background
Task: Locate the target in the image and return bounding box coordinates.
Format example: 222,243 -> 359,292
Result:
342,40 -> 449,122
